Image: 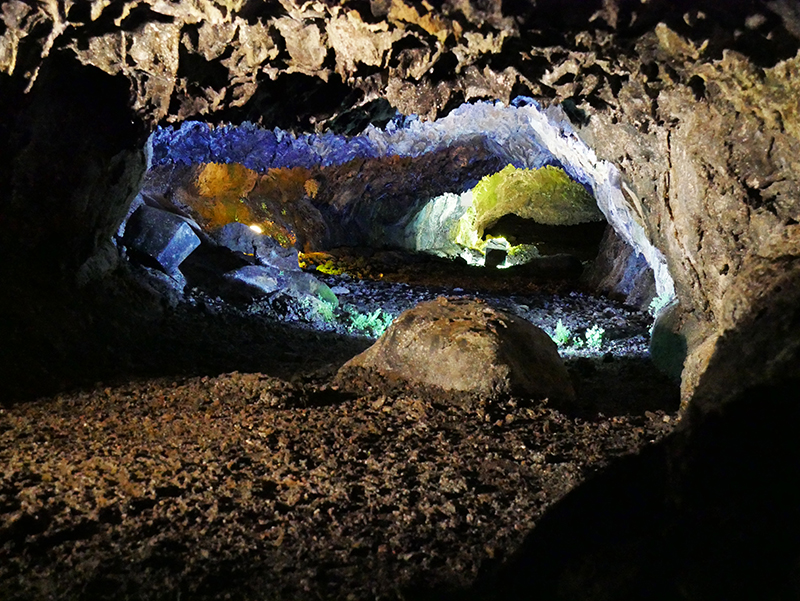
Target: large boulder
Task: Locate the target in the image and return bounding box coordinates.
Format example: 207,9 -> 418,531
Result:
122,205 -> 201,274
336,297 -> 575,402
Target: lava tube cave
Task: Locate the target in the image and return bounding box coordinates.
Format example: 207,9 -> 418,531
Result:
2,2 -> 800,600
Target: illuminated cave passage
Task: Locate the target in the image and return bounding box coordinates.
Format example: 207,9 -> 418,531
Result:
140,97 -> 674,293
120,99 -> 671,360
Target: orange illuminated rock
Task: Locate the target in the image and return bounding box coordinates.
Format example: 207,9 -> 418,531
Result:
195,163 -> 259,200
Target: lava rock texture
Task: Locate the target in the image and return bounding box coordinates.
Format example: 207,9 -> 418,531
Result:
0,369 -> 678,601
337,297 -> 576,403
2,1 -> 800,599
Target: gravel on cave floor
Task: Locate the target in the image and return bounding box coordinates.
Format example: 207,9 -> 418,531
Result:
0,266 -> 681,601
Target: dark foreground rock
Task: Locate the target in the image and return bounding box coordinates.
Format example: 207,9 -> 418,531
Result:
467,378 -> 800,601
0,369 -> 678,601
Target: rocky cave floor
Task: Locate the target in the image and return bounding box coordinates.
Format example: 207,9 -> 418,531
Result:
1,258 -> 681,601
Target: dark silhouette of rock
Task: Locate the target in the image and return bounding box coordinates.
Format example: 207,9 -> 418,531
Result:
466,378 -> 800,601
213,222 -> 299,271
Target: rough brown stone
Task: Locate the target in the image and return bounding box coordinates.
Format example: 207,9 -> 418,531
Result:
649,298 -> 709,388
578,33 -> 800,404
0,0 -> 532,126
336,297 -> 576,403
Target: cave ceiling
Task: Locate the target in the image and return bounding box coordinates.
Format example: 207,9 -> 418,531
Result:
2,0 -> 797,129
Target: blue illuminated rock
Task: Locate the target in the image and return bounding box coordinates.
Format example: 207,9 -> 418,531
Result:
223,265 -> 337,308
147,99 -> 558,172
122,205 -> 201,274
223,265 -> 281,297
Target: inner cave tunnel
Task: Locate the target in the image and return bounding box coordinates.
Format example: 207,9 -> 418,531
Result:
2,2 -> 800,600
125,98 -> 667,361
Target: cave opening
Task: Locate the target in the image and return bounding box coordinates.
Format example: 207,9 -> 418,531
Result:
119,98 -> 672,363
1,96 -> 686,601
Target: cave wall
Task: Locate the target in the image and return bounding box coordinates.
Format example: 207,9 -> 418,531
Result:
576,14 -> 800,405
2,0 -> 799,406
0,53 -> 145,281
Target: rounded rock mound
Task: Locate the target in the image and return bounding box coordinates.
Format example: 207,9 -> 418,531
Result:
336,297 -> 575,403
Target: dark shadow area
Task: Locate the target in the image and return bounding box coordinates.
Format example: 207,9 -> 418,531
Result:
0,270 -> 372,404
327,97 -> 397,135
565,355 -> 680,417
485,216 -> 607,262
0,52 -> 143,279
510,0 -> 800,69
458,378 -> 800,601
207,72 -> 357,130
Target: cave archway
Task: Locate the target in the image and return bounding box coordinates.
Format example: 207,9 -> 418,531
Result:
114,98 -> 674,366
139,97 -> 674,299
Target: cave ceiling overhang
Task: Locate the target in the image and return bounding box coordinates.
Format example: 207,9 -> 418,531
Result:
3,0 -> 798,130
